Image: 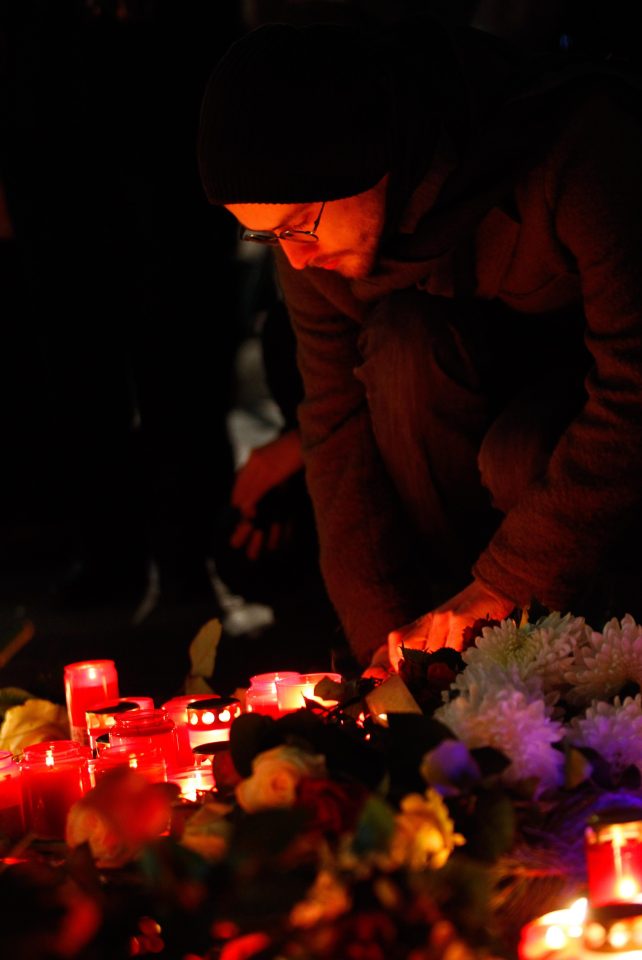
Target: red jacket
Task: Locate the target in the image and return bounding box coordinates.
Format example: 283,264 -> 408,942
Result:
276,90 -> 642,664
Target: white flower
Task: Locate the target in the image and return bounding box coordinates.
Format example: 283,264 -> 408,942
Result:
569,695 -> 642,775
564,614 -> 642,706
435,684 -> 564,793
462,613 -> 588,697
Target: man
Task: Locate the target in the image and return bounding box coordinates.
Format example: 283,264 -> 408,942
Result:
198,18 -> 642,672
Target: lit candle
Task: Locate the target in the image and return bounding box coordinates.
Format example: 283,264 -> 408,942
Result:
64,660 -> 119,744
21,741 -> 91,840
519,899 -> 588,960
246,672 -> 301,718
186,697 -> 241,747
276,673 -> 342,713
85,697 -> 155,751
168,760 -> 214,802
586,816 -> 642,907
0,750 -> 24,843
91,744 -> 167,785
162,694 -> 224,766
109,709 -> 180,772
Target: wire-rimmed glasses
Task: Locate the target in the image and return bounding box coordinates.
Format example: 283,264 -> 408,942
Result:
240,201 -> 325,245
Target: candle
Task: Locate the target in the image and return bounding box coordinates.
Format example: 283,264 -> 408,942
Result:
0,750 -> 24,843
276,673 -> 342,713
586,815 -> 642,907
21,741 -> 91,839
186,697 -> 241,747
162,694 -> 224,766
109,709 -> 180,771
246,672 -> 301,718
64,660 -> 119,744
169,759 -> 215,802
519,899 -> 588,960
85,697 -> 155,751
91,744 -> 167,785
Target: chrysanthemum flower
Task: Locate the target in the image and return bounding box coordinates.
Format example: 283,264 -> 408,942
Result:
569,695 -> 642,775
435,683 -> 564,793
564,614 -> 642,706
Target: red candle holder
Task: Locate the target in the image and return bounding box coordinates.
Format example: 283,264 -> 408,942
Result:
186,697 -> 241,747
169,758 -> 215,801
246,672 -> 301,718
85,697 -> 154,751
162,694 -> 223,766
21,741 -> 92,839
90,744 -> 167,785
109,709 -> 180,771
64,660 -> 119,744
586,814 -> 642,907
0,750 -> 24,843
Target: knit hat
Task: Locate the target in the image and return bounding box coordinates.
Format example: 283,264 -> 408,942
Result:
198,22 -> 391,205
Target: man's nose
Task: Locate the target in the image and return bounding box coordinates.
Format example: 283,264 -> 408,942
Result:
280,241 -> 315,270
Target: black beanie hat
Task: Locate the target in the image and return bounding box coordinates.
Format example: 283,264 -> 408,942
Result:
198,22 -> 391,205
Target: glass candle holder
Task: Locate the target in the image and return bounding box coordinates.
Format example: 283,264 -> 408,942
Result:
187,697 -> 241,747
90,744 -> 167,785
85,697 -> 154,751
246,672 -> 301,718
169,759 -> 215,802
64,660 -> 119,744
276,672 -> 342,713
586,815 -> 642,907
21,741 -> 91,839
0,750 -> 24,843
162,694 -> 223,766
110,709 -> 180,771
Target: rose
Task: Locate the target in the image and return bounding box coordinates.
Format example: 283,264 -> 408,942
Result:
235,745 -> 326,813
385,789 -> 465,871
296,777 -> 369,842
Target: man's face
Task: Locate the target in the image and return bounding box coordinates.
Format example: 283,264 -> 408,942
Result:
225,174 -> 388,280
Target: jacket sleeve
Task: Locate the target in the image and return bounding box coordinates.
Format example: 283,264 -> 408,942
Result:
274,253 -> 424,663
474,94 -> 642,609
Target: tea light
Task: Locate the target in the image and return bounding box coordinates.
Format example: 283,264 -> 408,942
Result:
586,815 -> 642,907
21,741 -> 92,840
109,709 -> 180,771
519,899 -> 588,959
169,759 -> 215,801
64,660 -> 119,744
246,672 -> 301,718
276,673 -> 342,713
0,750 -> 24,843
85,697 -> 155,751
186,697 -> 241,747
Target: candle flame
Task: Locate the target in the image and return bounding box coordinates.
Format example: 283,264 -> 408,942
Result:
129,756 -> 138,769
88,667 -> 97,681
218,709 -> 231,723
202,711 -> 215,725
617,877 -> 639,900
545,926 -> 567,950
45,749 -> 54,768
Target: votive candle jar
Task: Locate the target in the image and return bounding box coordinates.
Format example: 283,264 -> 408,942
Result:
64,660 -> 119,744
169,759 -> 215,802
85,697 -> 154,751
162,694 -> 223,765
21,741 -> 91,839
110,709 -> 180,771
90,744 -> 167,785
276,672 -> 342,713
586,816 -> 642,906
186,697 -> 241,747
246,672 -> 301,718
0,750 -> 24,843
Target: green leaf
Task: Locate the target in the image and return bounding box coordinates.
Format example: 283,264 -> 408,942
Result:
462,788 -> 515,862
351,794 -> 395,855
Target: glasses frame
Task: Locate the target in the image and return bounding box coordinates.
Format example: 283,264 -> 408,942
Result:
240,202 -> 326,246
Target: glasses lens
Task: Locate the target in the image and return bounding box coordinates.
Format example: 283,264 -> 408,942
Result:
240,230 -> 279,245
279,230 -> 319,243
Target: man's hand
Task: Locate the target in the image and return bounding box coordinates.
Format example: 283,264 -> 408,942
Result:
387,580 -> 515,671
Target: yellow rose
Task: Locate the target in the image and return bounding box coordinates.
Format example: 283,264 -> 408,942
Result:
387,789 -> 465,871
235,745 -> 325,813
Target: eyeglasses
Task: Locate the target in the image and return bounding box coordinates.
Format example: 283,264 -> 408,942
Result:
240,202 -> 325,245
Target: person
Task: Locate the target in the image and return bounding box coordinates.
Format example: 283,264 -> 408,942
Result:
197,16 -> 642,674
